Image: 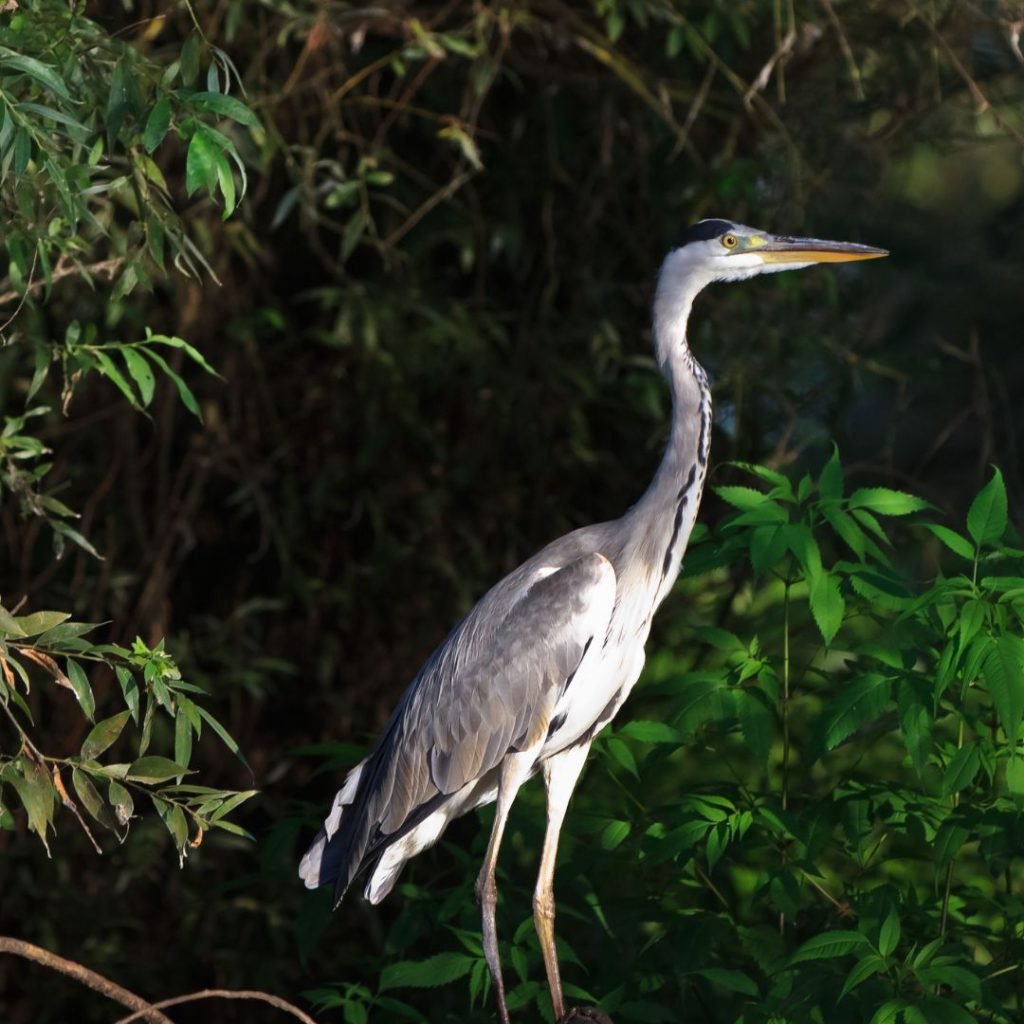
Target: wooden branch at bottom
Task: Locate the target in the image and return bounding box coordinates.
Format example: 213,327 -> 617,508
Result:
0,937 -> 173,1024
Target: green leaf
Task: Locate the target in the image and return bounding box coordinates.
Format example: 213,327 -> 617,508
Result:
808,568 -> 845,646
922,523 -> 975,560
705,822 -> 728,870
380,953 -> 476,991
715,485 -> 773,511
966,467 -> 1007,546
693,967 -> 758,996
737,688 -> 774,763
186,129 -> 219,197
783,523 -> 823,578
195,703 -> 251,770
143,98 -> 172,153
66,658 -> 96,722
10,610 -> 69,637
116,666 -> 140,723
818,445 -> 844,500
121,347 -> 156,406
215,150 -> 236,216
1006,753 -> 1024,798
933,821 -> 970,867
0,47 -> 73,101
913,996 -> 978,1024
153,795 -> 189,851
941,742 -> 982,796
956,599 -> 987,656
604,736 -> 639,779
91,348 -> 142,409
919,966 -> 982,1004
897,679 -> 932,777
982,634 -> 1024,741
788,930 -> 869,965
812,674 -> 890,756
208,789 -> 257,821
81,711 -> 132,760
839,954 -> 889,1001
51,521 -> 104,559
174,709 -> 193,769
71,767 -> 117,829
5,759 -> 55,851
138,348 -> 202,420
848,488 -> 930,516
600,819 -> 630,850
822,506 -> 867,561
126,756 -> 192,783
35,620 -> 100,645
145,333 -> 221,377
108,780 -> 134,825
869,1000 -> 905,1024
749,525 -> 787,575
187,91 -> 260,127
0,607 -> 28,637
180,33 -> 201,86
617,720 -> 681,744
878,907 -> 900,957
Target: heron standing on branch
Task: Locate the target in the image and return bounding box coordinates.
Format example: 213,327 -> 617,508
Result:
300,220 -> 887,1023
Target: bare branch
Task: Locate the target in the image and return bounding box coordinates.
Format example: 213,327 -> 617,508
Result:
0,937 -> 173,1024
113,989 -> 319,1024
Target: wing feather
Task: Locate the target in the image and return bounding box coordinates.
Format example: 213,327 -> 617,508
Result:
303,551 -> 616,903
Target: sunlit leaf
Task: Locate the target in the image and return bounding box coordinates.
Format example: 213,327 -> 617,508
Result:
127,756 -> 192,783
966,467 -> 1007,547
848,488 -> 930,517
81,711 -> 132,760
121,347 -> 156,406
788,930 -> 870,964
66,658 -> 95,721
143,98 -> 172,153
380,953 -> 476,991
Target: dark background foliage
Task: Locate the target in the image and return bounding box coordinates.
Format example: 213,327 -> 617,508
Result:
1,1 -> 1023,1021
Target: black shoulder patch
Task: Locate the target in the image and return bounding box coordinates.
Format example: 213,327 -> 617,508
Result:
677,219 -> 734,247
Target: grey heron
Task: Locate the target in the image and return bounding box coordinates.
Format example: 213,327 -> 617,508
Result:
300,219 -> 887,1022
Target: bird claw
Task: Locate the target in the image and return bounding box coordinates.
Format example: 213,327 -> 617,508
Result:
555,1008 -> 614,1024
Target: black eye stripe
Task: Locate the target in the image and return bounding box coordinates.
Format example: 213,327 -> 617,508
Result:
676,219 -> 735,246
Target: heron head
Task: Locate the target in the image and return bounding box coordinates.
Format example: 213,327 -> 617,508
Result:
664,218 -> 888,286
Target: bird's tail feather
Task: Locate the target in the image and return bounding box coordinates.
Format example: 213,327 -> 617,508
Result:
298,759 -> 368,901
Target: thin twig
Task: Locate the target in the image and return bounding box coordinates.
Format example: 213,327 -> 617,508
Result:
382,168 -> 475,248
0,937 -> 173,1024
920,13 -> 1024,146
819,0 -> 865,100
113,989 -> 319,1024
0,257 -> 123,310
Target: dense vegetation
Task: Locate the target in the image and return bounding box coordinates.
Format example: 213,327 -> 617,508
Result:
1,1 -> 1023,1022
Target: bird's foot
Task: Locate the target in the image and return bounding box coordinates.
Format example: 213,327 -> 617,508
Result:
556,1008 -> 614,1024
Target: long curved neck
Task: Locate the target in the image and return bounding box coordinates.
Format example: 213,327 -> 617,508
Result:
619,266 -> 712,610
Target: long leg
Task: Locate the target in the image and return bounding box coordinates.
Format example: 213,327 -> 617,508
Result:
535,742 -> 591,1021
476,751 -> 534,1024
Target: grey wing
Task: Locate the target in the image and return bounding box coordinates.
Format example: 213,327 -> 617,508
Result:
299,551 -> 616,903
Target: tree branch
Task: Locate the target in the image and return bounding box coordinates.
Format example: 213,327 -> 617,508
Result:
112,989 -> 319,1024
0,937 -> 173,1024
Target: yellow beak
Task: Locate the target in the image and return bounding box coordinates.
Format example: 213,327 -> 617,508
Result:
748,235 -> 888,264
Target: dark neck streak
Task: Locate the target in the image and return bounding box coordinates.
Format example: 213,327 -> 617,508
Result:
618,288 -> 712,613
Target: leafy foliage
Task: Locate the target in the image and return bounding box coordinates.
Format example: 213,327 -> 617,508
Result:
303,456 -> 1024,1023
0,0 -> 260,303
0,604 -> 254,861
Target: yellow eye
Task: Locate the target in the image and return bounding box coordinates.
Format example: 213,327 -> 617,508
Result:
722,233 -> 738,249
